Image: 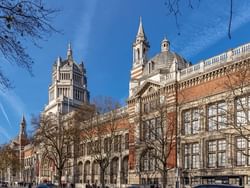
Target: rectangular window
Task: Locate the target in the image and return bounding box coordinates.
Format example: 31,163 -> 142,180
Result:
49,90 -> 54,101
142,99 -> 159,113
236,96 -> 250,126
207,139 -> 226,168
93,140 -> 101,154
87,142 -> 92,155
208,101 -> 227,131
183,108 -> 200,135
192,143 -> 200,168
218,140 -> 226,166
183,143 -> 200,169
114,135 -> 121,152
79,144 -> 83,156
141,117 -> 161,141
125,133 -> 129,150
104,137 -> 111,153
236,137 -> 248,166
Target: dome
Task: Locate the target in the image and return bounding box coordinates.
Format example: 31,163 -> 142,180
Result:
143,50 -> 189,76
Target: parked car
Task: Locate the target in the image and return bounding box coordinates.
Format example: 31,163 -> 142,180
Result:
193,184 -> 243,188
37,183 -> 57,188
1,182 -> 8,187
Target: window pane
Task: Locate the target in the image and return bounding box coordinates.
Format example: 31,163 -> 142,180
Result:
237,138 -> 246,149
184,111 -> 191,122
208,105 -> 217,116
208,141 -> 216,152
218,152 -> 226,166
208,117 -> 217,131
185,122 -> 191,134
208,153 -> 216,167
192,155 -> 199,168
237,97 -> 246,110
193,120 -> 199,134
218,140 -> 226,151
218,114 -> 227,129
218,102 -> 227,114
237,111 -> 247,126
193,109 -> 199,120
237,151 -> 246,165
192,143 -> 199,153
184,156 -> 189,169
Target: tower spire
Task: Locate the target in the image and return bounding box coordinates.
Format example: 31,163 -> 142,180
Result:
19,114 -> 27,138
67,42 -> 73,60
137,16 -> 146,39
130,17 -> 150,97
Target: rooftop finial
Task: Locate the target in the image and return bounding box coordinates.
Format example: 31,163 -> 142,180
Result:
161,35 -> 170,52
67,42 -> 73,60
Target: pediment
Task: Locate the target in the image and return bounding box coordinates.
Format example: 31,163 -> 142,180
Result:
134,80 -> 161,97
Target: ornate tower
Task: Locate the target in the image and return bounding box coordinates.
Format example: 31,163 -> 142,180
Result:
19,115 -> 27,141
129,17 -> 150,97
44,43 -> 90,114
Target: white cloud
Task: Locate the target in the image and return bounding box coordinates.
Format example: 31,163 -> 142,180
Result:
0,102 -> 12,127
0,90 -> 26,119
73,0 -> 98,59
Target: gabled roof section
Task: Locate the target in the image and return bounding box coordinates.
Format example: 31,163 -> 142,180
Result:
133,80 -> 162,98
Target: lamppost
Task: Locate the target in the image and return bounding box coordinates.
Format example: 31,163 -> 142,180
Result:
135,163 -> 141,184
65,170 -> 68,188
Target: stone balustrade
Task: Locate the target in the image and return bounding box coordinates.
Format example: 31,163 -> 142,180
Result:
178,42 -> 250,80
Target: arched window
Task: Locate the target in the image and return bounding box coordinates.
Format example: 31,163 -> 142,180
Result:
84,161 -> 91,183
143,48 -> 146,58
110,157 -> 119,184
92,161 -> 99,184
121,156 -> 128,184
137,48 -> 140,61
41,158 -> 49,177
76,162 -> 83,183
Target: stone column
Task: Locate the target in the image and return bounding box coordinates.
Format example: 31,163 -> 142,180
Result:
117,157 -> 121,188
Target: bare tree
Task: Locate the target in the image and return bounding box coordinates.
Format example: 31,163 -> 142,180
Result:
79,96 -> 126,188
139,97 -> 176,188
0,144 -> 20,181
223,62 -> 250,139
32,112 -> 79,188
0,0 -> 57,89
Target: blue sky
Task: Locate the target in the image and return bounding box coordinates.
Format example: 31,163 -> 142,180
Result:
1,0 -> 250,144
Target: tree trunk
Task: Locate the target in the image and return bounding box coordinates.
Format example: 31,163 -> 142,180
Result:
162,170 -> 168,188
58,169 -> 63,188
100,168 -> 105,188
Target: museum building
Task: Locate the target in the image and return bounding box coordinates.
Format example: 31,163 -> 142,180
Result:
3,18 -> 250,188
